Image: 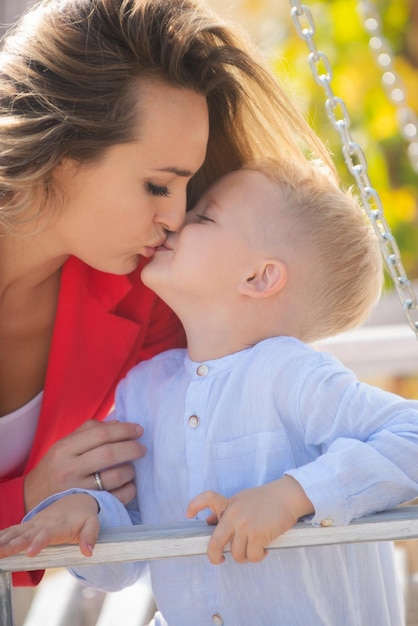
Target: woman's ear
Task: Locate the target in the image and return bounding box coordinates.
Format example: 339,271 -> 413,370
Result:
238,259 -> 288,298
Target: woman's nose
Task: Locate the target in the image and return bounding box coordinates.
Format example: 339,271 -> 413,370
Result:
157,194 -> 186,232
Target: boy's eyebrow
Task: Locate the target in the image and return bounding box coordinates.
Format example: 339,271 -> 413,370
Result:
153,167 -> 194,177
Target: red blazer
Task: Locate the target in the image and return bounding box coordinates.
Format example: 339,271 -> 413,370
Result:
0,256 -> 185,586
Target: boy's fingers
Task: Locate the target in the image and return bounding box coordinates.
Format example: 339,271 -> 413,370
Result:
0,524 -> 25,543
186,491 -> 210,517
25,526 -> 67,557
245,542 -> 268,564
229,532 -> 248,564
0,536 -> 22,557
187,491 -> 233,564
79,518 -> 100,557
207,520 -> 233,564
3,530 -> 40,558
187,491 -> 229,519
205,512 -> 218,525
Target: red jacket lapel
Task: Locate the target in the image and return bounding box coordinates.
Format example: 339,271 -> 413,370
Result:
26,257 -> 148,468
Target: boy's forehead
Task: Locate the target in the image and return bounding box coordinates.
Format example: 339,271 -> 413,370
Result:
211,169 -> 273,199
224,171 -> 281,215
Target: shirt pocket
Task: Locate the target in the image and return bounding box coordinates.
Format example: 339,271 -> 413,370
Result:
213,431 -> 293,498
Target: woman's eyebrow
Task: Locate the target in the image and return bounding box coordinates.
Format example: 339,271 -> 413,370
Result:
153,166 -> 194,177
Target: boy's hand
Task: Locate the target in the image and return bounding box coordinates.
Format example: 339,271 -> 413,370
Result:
187,476 -> 314,565
0,494 -> 100,559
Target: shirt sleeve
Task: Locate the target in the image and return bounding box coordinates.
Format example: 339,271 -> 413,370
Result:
24,488 -> 145,592
284,353 -> 418,526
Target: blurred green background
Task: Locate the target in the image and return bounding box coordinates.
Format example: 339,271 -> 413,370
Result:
209,0 -> 418,283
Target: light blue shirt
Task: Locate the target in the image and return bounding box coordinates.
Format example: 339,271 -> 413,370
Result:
34,337 -> 418,625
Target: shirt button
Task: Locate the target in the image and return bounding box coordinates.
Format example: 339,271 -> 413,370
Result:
320,518 -> 334,527
197,364 -> 209,376
188,415 -> 199,428
212,614 -> 224,625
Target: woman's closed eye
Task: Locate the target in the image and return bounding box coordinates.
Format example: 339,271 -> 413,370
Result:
147,182 -> 171,197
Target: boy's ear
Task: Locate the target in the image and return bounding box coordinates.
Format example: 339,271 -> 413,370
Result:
238,259 -> 288,298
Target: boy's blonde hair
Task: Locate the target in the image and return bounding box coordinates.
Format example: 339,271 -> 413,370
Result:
246,159 -> 383,343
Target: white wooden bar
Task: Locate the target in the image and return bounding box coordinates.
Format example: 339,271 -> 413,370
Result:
1,505 -> 418,626
1,505 -> 418,574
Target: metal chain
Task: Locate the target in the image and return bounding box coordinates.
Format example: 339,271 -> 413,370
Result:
288,0 -> 418,336
357,0 -> 418,174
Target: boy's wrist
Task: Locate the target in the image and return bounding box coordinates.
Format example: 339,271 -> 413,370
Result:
72,493 -> 100,515
279,475 -> 315,521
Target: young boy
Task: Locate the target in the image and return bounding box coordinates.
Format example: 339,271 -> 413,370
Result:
1,160 -> 418,625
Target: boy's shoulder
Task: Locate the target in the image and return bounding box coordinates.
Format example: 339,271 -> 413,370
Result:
129,347 -> 187,377
252,336 -> 339,367
245,336 -> 350,386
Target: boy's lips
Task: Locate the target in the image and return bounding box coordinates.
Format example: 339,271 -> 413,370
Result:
155,242 -> 173,252
143,238 -> 170,257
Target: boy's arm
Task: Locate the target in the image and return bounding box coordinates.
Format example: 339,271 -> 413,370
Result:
187,475 -> 313,564
287,359 -> 418,528
0,494 -> 99,558
0,487 -> 145,592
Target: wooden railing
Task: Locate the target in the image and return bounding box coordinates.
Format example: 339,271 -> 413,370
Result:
1,505 -> 418,626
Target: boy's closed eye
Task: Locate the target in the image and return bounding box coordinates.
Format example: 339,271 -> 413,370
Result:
196,213 -> 215,223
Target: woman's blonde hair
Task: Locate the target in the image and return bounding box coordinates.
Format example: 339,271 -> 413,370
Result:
0,0 -> 333,230
245,159 -> 383,342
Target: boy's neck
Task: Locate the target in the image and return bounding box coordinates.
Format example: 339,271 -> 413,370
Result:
182,317 -> 279,362
186,335 -> 254,363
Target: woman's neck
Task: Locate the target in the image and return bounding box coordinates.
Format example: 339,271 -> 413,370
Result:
0,227 -> 68,296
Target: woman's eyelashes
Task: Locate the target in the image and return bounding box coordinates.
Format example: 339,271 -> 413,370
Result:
147,182 -> 171,197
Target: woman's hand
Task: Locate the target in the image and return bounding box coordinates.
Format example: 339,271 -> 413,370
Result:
187,476 -> 314,565
24,420 -> 144,513
0,494 -> 100,558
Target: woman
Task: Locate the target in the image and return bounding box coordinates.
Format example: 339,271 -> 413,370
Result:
0,0 -> 332,586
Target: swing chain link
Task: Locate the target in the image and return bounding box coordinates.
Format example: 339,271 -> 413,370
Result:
289,0 -> 418,337
357,0 -> 418,174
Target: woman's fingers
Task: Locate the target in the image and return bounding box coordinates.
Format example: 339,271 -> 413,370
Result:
24,420 -> 145,511
81,439 -> 145,478
90,462 -> 134,492
105,481 -> 137,506
52,420 -> 144,459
